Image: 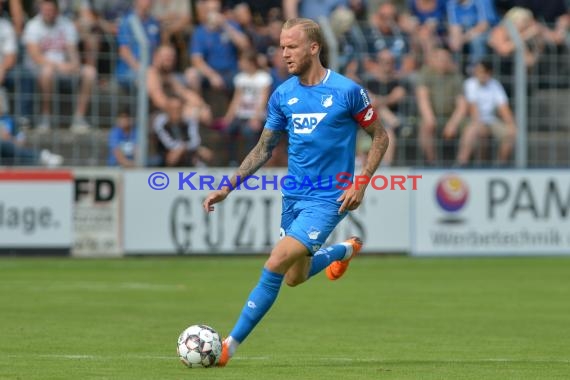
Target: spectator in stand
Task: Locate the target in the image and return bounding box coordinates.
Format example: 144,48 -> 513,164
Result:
363,50 -> 407,166
116,0 -> 161,90
225,0 -> 281,23
1,0 -> 25,36
222,51 -> 272,165
190,0 -> 249,92
511,0 -> 569,88
45,1 -> 131,77
510,0 -> 569,47
269,45 -> 290,93
0,5 -> 17,91
232,2 -> 269,65
89,0 -> 132,35
107,108 -> 137,167
480,0 -> 500,27
1,94 -> 63,167
363,2 -> 415,77
447,0 -> 490,70
416,48 -> 467,166
151,0 -> 192,45
22,0 -> 97,132
147,44 -> 213,125
153,97 -> 213,167
488,7 -> 544,71
348,0 -> 368,22
401,0 -> 448,60
260,17 -> 285,69
453,60 -> 516,166
283,0 -> 348,20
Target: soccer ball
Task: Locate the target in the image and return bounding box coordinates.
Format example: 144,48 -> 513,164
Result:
177,324 -> 222,368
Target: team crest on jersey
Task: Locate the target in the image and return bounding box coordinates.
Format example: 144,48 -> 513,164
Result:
307,227 -> 321,240
287,97 -> 299,105
321,95 -> 333,108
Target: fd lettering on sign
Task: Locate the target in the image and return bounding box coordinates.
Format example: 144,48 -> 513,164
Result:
75,178 -> 115,202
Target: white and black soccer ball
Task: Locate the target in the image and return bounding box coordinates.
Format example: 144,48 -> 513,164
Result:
177,324 -> 222,368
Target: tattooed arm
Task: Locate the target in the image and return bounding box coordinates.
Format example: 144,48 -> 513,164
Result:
203,129 -> 284,212
359,119 -> 389,178
338,119 -> 389,213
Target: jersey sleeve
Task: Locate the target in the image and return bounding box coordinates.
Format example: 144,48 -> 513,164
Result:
1,22 -> 17,55
108,127 -> 121,151
494,81 -> 508,106
348,83 -> 377,128
64,19 -> 79,46
21,20 -> 39,45
117,17 -> 131,48
190,26 -> 206,56
464,79 -> 476,103
264,90 -> 287,131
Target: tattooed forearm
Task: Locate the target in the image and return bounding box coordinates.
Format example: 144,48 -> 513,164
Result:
361,120 -> 389,177
226,129 -> 283,191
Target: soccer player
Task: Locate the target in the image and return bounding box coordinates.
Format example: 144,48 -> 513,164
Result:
202,18 -> 389,366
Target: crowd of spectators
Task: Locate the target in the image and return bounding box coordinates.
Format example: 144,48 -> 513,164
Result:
0,0 -> 568,168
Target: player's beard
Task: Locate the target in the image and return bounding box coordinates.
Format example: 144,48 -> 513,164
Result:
288,54 -> 312,77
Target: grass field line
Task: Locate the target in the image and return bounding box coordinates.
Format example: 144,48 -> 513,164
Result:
5,354 -> 569,365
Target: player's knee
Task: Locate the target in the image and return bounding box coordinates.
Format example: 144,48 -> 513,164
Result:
285,276 -> 304,287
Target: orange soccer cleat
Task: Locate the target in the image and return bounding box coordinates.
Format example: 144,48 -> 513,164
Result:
216,339 -> 231,367
325,236 -> 363,281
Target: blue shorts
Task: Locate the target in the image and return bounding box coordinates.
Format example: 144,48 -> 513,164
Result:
280,197 -> 347,255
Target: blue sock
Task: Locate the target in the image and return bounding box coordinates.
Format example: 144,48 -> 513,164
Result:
229,268 -> 284,343
308,243 -> 348,278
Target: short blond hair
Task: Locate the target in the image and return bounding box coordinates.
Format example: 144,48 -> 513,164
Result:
504,7 -> 534,26
282,18 -> 328,67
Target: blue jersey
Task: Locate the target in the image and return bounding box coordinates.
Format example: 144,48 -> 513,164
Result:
447,0 -> 488,30
116,13 -> 161,79
265,70 -> 377,203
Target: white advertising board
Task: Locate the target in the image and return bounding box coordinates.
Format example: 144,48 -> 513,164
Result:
412,170 -> 570,256
123,168 -> 412,254
0,170 -> 73,254
72,168 -> 122,257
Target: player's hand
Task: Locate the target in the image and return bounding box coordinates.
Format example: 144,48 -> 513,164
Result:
203,189 -> 230,213
337,185 -> 366,214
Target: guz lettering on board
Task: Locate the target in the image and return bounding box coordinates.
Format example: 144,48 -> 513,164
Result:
169,196 -> 277,254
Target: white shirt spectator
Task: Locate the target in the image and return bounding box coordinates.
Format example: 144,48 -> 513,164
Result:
464,77 -> 508,124
233,70 -> 272,119
22,14 -> 79,70
0,19 -> 17,66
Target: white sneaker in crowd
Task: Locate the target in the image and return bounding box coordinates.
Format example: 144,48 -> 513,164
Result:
39,149 -> 64,168
70,115 -> 91,134
36,115 -> 51,133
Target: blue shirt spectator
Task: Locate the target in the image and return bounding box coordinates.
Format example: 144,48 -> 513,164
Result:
115,6 -> 161,86
479,0 -> 500,26
408,0 -> 447,29
189,7 -> 249,91
447,0 -> 488,30
283,0 -> 348,19
190,22 -> 241,75
108,111 -> 137,167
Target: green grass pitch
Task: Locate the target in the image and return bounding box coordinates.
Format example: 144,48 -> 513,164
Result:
1,255 -> 569,380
